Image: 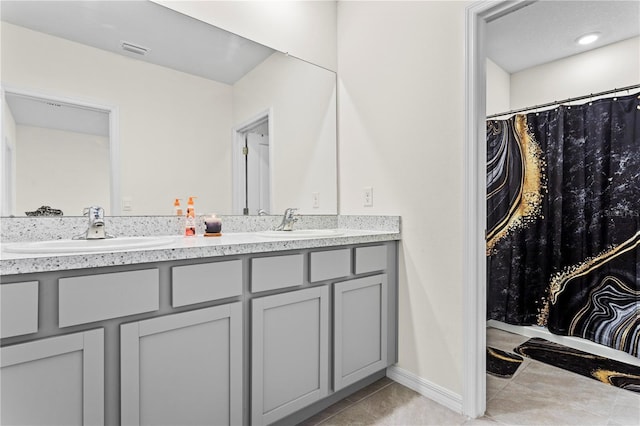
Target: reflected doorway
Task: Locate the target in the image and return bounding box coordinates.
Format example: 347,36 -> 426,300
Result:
1,89 -> 118,216
232,112 -> 271,215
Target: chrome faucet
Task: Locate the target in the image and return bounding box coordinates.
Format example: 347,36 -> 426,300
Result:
75,206 -> 113,239
275,208 -> 299,231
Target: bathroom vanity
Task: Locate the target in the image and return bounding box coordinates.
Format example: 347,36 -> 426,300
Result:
0,217 -> 400,426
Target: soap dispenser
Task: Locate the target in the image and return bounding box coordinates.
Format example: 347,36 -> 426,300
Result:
174,198 -> 183,216
184,197 -> 197,236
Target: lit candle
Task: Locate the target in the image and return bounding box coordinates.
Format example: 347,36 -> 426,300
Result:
204,214 -> 222,235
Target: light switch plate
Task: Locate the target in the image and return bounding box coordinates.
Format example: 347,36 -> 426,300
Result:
122,197 -> 133,212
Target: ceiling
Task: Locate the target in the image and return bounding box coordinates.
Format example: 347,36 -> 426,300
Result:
4,0 -> 638,134
3,1 -> 639,80
5,93 -> 110,137
1,0 -> 277,136
0,0 -> 275,85
486,0 -> 640,73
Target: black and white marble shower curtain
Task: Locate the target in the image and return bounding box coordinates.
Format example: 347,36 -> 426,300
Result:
486,92 -> 640,357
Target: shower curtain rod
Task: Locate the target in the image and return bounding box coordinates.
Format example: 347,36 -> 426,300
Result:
487,83 -> 640,119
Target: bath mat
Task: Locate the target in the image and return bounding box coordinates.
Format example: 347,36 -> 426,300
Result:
514,337 -> 640,393
487,346 -> 524,378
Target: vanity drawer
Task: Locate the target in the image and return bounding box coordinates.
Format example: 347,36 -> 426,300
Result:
251,254 -> 304,293
355,245 -> 388,274
59,269 -> 159,327
310,249 -> 351,282
172,260 -> 243,307
1,281 -> 39,338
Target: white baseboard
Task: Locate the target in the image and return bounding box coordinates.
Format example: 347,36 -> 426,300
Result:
487,320 -> 640,367
386,365 -> 463,414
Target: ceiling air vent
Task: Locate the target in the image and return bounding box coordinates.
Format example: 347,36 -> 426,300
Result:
121,41 -> 149,56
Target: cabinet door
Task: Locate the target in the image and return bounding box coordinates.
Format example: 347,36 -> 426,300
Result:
334,274 -> 388,390
121,303 -> 242,426
0,329 -> 104,426
252,286 -> 329,426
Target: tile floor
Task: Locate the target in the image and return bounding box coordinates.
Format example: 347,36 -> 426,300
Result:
299,328 -> 640,425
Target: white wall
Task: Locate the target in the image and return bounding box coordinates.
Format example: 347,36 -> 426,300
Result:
486,58 -> 510,116
15,126 -> 110,216
146,0 -> 472,400
338,0 -> 469,396
233,52 -> 337,214
153,0 -> 337,72
510,36 -> 639,110
1,22 -> 233,216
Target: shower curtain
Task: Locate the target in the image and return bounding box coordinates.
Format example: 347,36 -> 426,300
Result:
486,92 -> 640,357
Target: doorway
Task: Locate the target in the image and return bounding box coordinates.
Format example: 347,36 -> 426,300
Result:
232,112 -> 272,215
464,1 -> 548,417
464,0 -> 640,418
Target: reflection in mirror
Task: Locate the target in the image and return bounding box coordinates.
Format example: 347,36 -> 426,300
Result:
233,114 -> 271,215
0,0 -> 337,216
3,92 -> 112,217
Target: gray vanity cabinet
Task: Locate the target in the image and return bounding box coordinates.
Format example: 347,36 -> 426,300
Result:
251,286 -> 330,426
333,274 -> 388,390
0,239 -> 397,426
0,329 -> 104,426
120,303 -> 242,426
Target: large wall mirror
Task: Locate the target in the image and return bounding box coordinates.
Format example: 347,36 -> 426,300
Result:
0,0 -> 337,217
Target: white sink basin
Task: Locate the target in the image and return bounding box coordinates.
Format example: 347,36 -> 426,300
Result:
2,236 -> 176,254
256,229 -> 345,239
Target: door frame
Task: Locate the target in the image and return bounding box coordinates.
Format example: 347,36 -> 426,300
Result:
463,0 -> 531,418
2,135 -> 15,216
231,108 -> 273,215
0,85 -> 121,215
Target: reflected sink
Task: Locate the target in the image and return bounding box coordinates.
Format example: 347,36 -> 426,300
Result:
2,236 -> 176,254
256,229 -> 345,239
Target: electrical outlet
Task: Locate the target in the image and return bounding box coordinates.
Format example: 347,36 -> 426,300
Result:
312,192 -> 320,208
363,186 -> 373,207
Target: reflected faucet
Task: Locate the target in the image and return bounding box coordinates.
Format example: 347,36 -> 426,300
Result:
275,208 -> 299,231
74,206 -> 114,240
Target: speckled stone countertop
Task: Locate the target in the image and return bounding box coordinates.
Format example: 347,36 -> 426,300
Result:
0,215 -> 400,275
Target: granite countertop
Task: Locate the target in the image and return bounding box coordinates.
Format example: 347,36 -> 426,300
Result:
1,226 -> 400,276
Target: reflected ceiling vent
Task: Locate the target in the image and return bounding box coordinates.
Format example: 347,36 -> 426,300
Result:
121,41 -> 149,56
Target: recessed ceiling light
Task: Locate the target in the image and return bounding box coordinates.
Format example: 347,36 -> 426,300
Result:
576,32 -> 600,45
